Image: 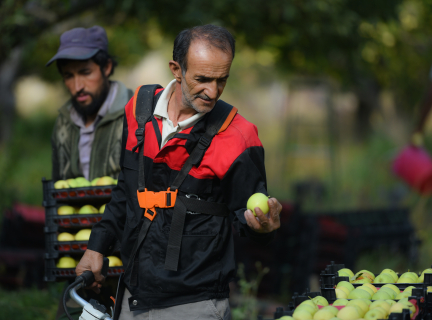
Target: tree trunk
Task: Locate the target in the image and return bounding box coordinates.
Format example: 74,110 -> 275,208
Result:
0,47 -> 22,146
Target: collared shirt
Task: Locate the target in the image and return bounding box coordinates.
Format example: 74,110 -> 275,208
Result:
70,82 -> 118,179
153,79 -> 205,148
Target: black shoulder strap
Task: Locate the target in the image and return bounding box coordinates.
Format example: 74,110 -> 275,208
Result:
170,100 -> 236,191
164,100 -> 237,271
126,84 -> 162,286
131,84 -> 163,192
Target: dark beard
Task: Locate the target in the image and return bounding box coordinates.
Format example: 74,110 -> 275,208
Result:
71,80 -> 110,121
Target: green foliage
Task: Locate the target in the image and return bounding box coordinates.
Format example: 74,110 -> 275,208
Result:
0,114 -> 55,210
0,283 -> 63,320
231,262 -> 269,320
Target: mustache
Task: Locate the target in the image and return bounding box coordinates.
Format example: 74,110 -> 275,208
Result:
73,90 -> 94,101
194,93 -> 212,101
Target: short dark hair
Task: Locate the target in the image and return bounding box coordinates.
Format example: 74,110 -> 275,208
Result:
173,24 -> 235,73
56,50 -> 118,77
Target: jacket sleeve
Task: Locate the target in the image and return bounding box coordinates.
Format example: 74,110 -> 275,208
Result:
87,113 -> 129,255
220,145 -> 276,245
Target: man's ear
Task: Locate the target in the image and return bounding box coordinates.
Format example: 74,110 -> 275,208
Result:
103,59 -> 113,77
169,60 -> 183,82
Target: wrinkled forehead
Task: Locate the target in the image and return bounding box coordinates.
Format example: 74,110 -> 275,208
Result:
186,40 -> 233,71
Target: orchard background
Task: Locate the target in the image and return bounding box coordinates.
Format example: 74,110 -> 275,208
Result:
2,0 -> 432,319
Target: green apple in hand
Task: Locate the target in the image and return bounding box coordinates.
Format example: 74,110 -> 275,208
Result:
247,193 -> 269,216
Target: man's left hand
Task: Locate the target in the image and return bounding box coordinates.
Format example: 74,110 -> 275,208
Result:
244,197 -> 281,233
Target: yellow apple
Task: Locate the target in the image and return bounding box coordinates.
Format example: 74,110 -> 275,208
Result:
389,302 -> 406,313
78,205 -> 98,214
75,229 -> 91,241
337,287 -> 350,296
385,300 -> 396,307
337,306 -> 360,320
296,304 -> 317,315
96,176 -> 116,186
371,291 -> 391,300
418,269 -> 432,283
54,180 -> 69,189
279,317 -> 295,320
398,298 -> 416,316
313,309 -> 335,320
74,177 -> 91,187
247,193 -> 269,216
381,269 -> 399,282
57,232 -> 75,241
364,308 -> 386,320
107,256 -> 123,267
67,178 -> 79,188
395,292 -> 410,299
335,288 -> 348,299
293,309 -> 314,320
347,299 -> 368,315
91,177 -> 99,186
337,281 -> 355,292
321,306 -> 339,316
57,206 -> 75,215
300,300 -> 319,311
362,283 -> 377,293
312,296 -> 329,307
379,287 -> 397,299
348,288 -> 371,300
332,299 -> 348,307
382,284 -> 400,295
339,268 -> 354,278
99,204 -> 106,213
56,256 -> 76,268
397,276 -> 416,284
373,273 -> 394,283
355,270 -> 375,281
370,300 -> 391,313
356,286 -> 373,296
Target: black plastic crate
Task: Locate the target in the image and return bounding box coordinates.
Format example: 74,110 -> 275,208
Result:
42,178 -> 120,282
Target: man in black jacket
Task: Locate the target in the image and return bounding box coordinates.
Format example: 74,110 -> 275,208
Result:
76,24 -> 282,320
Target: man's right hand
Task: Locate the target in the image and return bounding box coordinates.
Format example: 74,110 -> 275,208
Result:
75,249 -> 105,293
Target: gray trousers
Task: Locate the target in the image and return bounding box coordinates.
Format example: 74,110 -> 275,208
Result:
119,289 -> 231,320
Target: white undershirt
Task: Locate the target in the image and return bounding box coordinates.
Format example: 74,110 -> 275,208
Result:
153,79 -> 205,147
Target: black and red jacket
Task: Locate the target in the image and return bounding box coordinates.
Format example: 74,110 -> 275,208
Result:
88,88 -> 275,310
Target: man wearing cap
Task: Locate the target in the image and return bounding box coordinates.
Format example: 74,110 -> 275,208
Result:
48,25 -> 133,182
47,25 -> 133,320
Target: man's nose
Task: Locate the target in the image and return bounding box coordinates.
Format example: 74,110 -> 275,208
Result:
74,76 -> 85,92
205,81 -> 219,100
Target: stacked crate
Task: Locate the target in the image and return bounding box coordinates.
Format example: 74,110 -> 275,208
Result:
42,178 -> 124,282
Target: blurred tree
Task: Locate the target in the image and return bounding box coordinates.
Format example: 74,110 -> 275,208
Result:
4,0 -> 432,144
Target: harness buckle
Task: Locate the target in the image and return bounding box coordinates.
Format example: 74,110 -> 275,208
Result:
197,135 -> 211,149
137,188 -> 178,221
135,128 -> 145,141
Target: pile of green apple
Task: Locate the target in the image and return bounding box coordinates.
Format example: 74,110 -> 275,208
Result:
337,280 -> 416,301
57,229 -> 92,241
337,267 -> 432,284
54,176 -> 117,189
57,204 -> 106,215
276,294 -> 416,320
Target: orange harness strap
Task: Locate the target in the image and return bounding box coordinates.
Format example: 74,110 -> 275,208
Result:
137,188 -> 178,221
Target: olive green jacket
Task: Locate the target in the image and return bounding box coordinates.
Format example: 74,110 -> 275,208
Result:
51,81 -> 133,181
